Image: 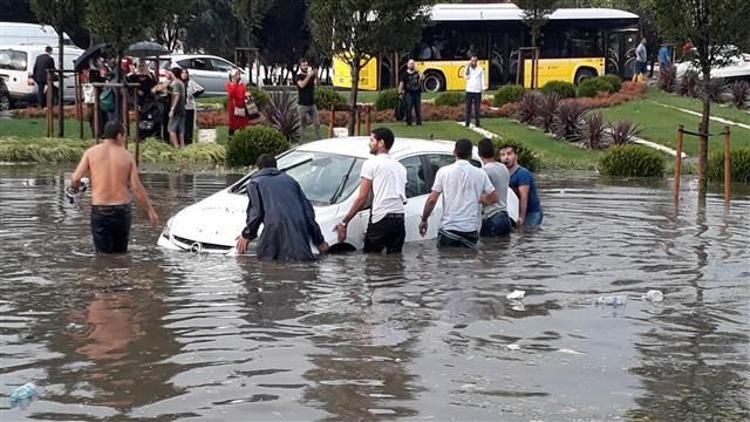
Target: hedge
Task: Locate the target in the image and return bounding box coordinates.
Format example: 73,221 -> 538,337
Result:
541,80 -> 576,98
226,126 -> 290,167
577,78 -> 615,98
434,92 -> 466,107
598,145 -> 665,177
493,85 -> 525,107
707,148 -> 750,183
374,88 -> 400,111
492,138 -> 541,173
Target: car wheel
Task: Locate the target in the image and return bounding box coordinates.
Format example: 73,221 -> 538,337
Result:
0,94 -> 9,111
422,71 -> 445,92
574,68 -> 597,85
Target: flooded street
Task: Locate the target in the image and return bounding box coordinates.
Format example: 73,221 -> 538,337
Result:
1,166 -> 748,421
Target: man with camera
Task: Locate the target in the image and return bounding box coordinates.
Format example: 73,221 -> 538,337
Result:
296,58 -> 321,138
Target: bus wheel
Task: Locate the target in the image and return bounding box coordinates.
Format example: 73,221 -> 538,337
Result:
574,68 -> 597,85
422,71 -> 445,92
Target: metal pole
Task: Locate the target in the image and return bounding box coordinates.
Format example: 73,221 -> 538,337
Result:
93,86 -> 100,144
46,72 -> 53,137
723,126 -> 731,205
674,125 -> 684,204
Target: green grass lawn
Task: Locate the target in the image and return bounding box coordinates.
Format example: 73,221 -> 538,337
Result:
599,100 -> 750,156
482,118 -> 603,170
646,89 -> 750,126
0,117 -> 94,140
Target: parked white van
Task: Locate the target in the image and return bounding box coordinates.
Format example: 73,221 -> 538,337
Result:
0,45 -> 84,106
0,23 -> 73,47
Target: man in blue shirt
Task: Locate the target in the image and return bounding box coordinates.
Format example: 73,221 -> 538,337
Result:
500,144 -> 543,228
658,44 -> 671,71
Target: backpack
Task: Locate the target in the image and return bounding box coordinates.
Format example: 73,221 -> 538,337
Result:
99,88 -> 115,112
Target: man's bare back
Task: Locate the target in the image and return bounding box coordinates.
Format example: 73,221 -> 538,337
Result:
82,142 -> 135,205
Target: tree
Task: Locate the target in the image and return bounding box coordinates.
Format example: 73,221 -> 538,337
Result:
309,0 -> 434,134
184,0 -> 242,58
255,0 -> 311,77
232,0 -> 274,53
150,0 -> 199,52
86,0 -> 159,65
30,0 -> 87,136
515,0 -> 558,89
652,0 -> 750,195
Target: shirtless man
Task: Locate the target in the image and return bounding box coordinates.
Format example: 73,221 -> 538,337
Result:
70,121 -> 159,253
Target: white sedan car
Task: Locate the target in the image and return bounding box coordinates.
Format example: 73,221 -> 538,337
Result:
158,137 -> 519,254
170,54 -> 250,96
675,50 -> 750,81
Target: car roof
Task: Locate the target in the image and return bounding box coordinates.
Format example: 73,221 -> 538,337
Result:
1,44 -> 84,53
296,136 -> 461,159
170,54 -> 231,62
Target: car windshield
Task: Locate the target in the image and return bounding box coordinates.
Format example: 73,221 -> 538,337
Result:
231,151 -> 364,206
0,49 -> 28,71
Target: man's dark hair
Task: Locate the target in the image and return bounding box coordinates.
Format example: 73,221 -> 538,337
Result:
477,138 -> 495,159
498,144 -> 517,154
455,139 -> 473,160
103,121 -> 125,140
171,67 -> 182,79
45,46 -> 52,53
256,154 -> 277,169
299,58 -> 308,65
371,127 -> 395,150
470,54 -> 478,59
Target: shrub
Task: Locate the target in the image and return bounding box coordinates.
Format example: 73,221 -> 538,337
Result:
247,86 -> 270,111
434,92 -> 465,107
707,148 -> 750,183
374,88 -> 400,111
174,143 -> 226,166
0,137 -> 87,163
729,81 -> 749,109
513,92 -> 542,124
599,145 -> 665,177
581,112 -> 608,149
658,66 -> 677,92
534,93 -> 561,132
226,126 -> 290,167
599,75 -> 622,93
551,101 -> 588,141
577,78 -> 614,98
678,70 -> 700,97
492,138 -> 541,173
266,90 -> 301,142
608,120 -> 643,145
315,87 -> 347,110
493,84 -> 525,107
540,80 -> 576,98
700,78 -> 726,103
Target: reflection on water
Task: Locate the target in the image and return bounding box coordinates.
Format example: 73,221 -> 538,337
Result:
0,166 -> 748,421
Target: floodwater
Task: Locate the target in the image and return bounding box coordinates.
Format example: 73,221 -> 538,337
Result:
0,166 -> 748,421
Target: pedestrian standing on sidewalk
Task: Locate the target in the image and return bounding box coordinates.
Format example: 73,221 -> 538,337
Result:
296,58 -> 321,138
464,55 -> 484,128
398,60 -> 422,126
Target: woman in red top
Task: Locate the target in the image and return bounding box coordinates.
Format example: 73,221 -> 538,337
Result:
226,69 -> 250,136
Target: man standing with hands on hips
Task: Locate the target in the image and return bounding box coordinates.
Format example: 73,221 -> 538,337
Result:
464,55 -> 484,128
335,128 -> 407,254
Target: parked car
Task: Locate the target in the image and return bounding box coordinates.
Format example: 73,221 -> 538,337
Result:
0,44 -> 84,106
158,137 -> 520,254
170,54 -> 249,96
675,48 -> 750,82
0,22 -> 74,48
0,76 -> 10,111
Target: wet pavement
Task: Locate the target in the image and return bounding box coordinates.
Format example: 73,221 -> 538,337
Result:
0,166 -> 748,421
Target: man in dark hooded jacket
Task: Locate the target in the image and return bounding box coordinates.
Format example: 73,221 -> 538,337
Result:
235,154 -> 329,261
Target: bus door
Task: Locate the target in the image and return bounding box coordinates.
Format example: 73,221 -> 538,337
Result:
606,29 -> 638,79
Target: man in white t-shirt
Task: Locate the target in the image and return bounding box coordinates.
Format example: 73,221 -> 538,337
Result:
419,139 -> 497,248
464,55 -> 484,127
335,128 -> 408,253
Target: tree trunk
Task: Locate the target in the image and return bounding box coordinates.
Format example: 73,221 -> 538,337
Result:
58,32 -> 64,137
698,70 -> 711,197
531,25 -> 539,89
348,58 -> 361,136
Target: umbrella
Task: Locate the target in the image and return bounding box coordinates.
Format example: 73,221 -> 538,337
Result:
125,41 -> 169,58
73,43 -> 107,71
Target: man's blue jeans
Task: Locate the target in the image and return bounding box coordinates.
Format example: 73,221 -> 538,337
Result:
480,211 -> 511,237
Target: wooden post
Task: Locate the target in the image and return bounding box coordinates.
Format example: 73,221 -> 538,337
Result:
516,52 -> 523,86
93,86 -> 100,144
355,105 -> 361,136
135,96 -> 141,167
328,107 -> 335,138
673,125 -> 684,204
366,105 -> 371,135
723,126 -> 731,205
58,70 -> 64,138
46,72 -> 53,137
121,87 -> 129,149
75,72 -> 83,139
697,124 -> 707,197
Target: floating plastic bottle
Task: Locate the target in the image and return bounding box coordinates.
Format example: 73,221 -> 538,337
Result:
65,177 -> 89,204
594,295 -> 626,306
9,382 -> 37,408
644,290 -> 664,302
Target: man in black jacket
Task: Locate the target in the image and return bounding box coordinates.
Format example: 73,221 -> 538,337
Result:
32,46 -> 56,108
235,154 -> 330,261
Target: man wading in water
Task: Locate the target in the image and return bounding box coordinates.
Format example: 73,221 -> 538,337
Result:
70,122 -> 159,253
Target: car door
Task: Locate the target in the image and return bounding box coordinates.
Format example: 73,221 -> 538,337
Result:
209,58 -> 235,96
185,58 -> 217,95
397,154 -> 436,242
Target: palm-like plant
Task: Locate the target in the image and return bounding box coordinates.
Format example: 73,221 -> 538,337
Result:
729,80 -> 749,109
513,92 -> 542,124
551,101 -> 588,142
608,120 -> 643,145
534,93 -> 561,133
581,112 -> 607,149
265,90 -> 301,142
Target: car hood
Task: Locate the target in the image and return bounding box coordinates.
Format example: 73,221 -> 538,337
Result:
169,188 -> 341,247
